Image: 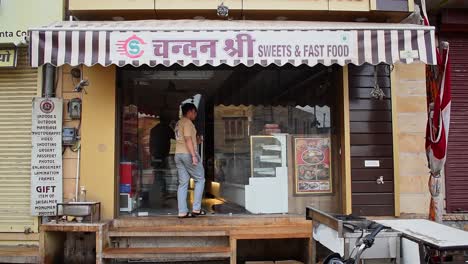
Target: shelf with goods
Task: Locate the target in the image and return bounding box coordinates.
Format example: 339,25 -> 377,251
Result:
120,105 -> 140,213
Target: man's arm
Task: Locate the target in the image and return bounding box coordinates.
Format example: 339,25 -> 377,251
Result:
169,126 -> 175,140
184,136 -> 198,165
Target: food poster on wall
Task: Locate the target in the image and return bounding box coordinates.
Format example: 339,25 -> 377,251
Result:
294,137 -> 332,194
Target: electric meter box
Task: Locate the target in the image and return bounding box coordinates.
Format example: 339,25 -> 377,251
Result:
62,127 -> 78,146
68,98 -> 82,119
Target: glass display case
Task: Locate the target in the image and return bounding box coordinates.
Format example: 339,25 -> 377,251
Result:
246,134 -> 288,214
250,135 -> 287,178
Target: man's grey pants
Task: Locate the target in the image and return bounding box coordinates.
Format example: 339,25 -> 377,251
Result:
174,153 -> 205,214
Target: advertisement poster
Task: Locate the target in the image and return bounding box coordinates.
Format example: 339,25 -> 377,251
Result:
294,137 -> 332,194
31,97 -> 63,216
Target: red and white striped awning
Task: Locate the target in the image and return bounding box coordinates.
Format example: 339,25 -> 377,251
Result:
29,20 -> 436,68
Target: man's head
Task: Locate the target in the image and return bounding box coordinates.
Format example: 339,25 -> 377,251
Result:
181,103 -> 197,121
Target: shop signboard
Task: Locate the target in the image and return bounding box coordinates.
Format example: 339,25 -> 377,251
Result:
31,97 -> 63,216
31,21 -> 436,67
0,47 -> 17,67
0,0 -> 63,45
294,137 -> 332,194
110,30 -> 357,66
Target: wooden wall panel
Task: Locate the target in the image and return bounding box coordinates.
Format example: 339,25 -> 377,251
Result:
349,64 -> 394,216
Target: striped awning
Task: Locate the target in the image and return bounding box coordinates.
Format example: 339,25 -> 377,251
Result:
29,20 -> 436,68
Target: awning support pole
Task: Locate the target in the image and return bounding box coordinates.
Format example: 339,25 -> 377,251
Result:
43,63 -> 56,97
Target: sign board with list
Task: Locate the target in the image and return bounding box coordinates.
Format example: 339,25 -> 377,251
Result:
31,97 -> 63,216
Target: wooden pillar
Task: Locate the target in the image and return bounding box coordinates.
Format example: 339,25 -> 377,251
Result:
230,237 -> 237,264
342,66 -> 352,215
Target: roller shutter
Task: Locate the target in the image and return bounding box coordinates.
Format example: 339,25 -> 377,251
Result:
443,35 -> 468,213
0,48 -> 39,232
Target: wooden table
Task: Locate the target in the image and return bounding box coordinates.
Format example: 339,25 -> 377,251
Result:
40,221 -> 110,264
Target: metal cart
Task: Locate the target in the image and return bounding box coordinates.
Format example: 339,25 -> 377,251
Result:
306,207 -> 401,264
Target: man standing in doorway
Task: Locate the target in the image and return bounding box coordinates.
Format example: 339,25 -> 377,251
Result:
174,103 -> 206,218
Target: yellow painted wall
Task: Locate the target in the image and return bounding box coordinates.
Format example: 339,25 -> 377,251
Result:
69,0 -> 154,10
157,0 -> 242,10
69,0 -> 411,12
58,65 -> 117,220
80,65 -> 117,220
0,0 -> 63,45
243,0 -> 328,11
329,0 -> 369,11
58,66 -> 80,203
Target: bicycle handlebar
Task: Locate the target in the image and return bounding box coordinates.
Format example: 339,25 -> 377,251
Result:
324,224 -> 387,264
369,224 -> 385,238
362,224 -> 385,248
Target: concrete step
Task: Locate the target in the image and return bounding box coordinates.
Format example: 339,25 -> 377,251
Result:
102,246 -> 231,261
0,246 -> 40,264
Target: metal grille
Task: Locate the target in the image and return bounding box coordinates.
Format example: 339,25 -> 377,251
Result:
0,48 -> 39,232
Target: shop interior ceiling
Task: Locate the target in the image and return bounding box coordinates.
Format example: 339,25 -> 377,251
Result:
121,65 -> 334,117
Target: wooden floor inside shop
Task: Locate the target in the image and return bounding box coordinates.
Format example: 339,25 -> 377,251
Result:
108,214 -> 312,264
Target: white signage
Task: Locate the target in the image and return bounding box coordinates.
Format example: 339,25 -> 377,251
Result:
400,50 -> 419,59
31,97 -> 63,216
364,160 -> 380,168
110,30 -> 358,65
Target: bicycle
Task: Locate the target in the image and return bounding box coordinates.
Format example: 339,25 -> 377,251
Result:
322,224 -> 386,264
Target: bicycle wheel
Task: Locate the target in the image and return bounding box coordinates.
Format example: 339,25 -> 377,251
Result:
323,253 -> 345,264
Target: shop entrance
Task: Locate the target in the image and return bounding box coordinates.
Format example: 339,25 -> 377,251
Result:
117,64 -> 341,216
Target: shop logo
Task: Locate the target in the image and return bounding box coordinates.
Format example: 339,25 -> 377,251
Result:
40,99 -> 55,113
340,34 -> 349,43
116,35 -> 146,59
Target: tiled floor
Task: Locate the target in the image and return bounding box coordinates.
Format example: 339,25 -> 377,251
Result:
121,194 -> 250,216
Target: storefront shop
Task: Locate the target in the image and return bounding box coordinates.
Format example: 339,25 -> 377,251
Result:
30,20 -> 435,220
25,19 -> 438,263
